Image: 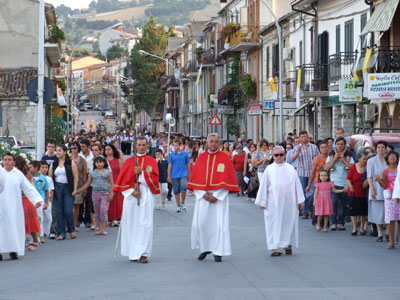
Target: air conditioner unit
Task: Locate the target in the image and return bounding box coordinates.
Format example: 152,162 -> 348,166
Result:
283,48 -> 293,61
364,104 -> 378,123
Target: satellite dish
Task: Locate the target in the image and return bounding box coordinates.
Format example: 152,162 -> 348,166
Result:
194,31 -> 206,44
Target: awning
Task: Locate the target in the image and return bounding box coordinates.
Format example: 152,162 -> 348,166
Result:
360,0 -> 399,36
290,100 -> 314,116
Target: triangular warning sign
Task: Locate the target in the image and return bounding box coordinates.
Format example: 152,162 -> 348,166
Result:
209,113 -> 222,125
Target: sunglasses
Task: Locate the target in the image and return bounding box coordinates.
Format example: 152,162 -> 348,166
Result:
273,153 -> 285,157
71,147 -> 78,150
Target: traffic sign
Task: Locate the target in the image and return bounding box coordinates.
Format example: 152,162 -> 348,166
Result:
27,77 -> 55,105
209,113 -> 222,125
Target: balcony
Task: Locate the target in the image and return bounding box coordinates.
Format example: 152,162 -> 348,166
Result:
160,75 -> 178,90
183,59 -> 198,77
220,25 -> 260,54
297,64 -> 329,98
200,49 -> 216,66
328,52 -> 357,85
375,46 -> 400,73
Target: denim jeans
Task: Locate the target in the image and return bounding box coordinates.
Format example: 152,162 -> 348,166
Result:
330,185 -> 346,225
299,176 -> 313,214
54,183 -> 75,237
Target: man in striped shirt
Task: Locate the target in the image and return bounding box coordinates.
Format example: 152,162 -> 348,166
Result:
290,130 -> 319,219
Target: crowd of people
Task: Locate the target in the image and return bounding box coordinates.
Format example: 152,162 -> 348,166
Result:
0,125 -> 400,262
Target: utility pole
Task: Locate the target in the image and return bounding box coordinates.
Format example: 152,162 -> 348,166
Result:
36,0 -> 45,158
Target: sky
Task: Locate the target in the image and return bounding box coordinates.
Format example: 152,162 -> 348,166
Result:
46,0 -> 93,9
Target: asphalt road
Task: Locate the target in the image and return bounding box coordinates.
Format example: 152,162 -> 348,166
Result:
1,195 -> 399,300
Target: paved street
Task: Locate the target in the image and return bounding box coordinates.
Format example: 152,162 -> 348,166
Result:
1,195 -> 399,300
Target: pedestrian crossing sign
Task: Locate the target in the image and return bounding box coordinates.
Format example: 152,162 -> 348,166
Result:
209,113 -> 222,125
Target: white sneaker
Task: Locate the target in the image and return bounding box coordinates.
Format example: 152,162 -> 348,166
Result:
181,203 -> 187,212
155,205 -> 161,210
176,206 -> 181,213
162,202 -> 166,209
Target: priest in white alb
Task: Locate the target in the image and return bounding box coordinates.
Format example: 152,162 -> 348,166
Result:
187,133 -> 239,262
255,146 -> 305,257
113,137 -> 160,263
0,153 -> 43,261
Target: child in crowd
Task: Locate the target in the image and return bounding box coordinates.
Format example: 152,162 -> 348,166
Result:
330,128 -> 351,170
155,149 -> 168,209
314,170 -> 344,232
39,160 -> 54,243
29,161 -> 49,245
74,156 -> 114,235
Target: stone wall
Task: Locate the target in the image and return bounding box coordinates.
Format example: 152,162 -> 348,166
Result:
318,106 -> 333,139
1,98 -> 38,146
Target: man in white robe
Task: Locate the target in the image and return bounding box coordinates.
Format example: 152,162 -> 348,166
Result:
113,137 -> 160,263
187,133 -> 240,262
0,154 -> 43,260
255,146 -> 305,256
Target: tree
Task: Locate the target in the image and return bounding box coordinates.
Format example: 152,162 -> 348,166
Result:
72,48 -> 90,57
122,16 -> 176,114
106,43 -> 124,61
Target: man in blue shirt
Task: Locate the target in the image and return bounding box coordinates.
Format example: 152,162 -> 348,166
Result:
168,139 -> 191,212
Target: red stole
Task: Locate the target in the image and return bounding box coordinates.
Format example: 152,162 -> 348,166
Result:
187,150 -> 239,192
113,155 -> 160,194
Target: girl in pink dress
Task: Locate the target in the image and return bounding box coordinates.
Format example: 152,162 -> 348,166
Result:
314,170 -> 344,232
377,151 -> 400,249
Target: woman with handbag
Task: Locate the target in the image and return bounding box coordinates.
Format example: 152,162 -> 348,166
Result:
346,151 -> 369,236
245,143 -> 258,201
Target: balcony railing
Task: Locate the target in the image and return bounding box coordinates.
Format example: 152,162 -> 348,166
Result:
201,49 -> 215,65
329,52 -> 357,84
230,26 -> 258,47
375,46 -> 400,73
183,59 -> 198,76
298,64 -> 328,92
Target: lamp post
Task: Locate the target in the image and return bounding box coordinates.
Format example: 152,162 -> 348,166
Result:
36,0 -> 45,159
138,50 -> 185,134
66,22 -> 122,137
261,0 -> 284,141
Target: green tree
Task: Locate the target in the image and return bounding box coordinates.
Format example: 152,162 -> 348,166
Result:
122,16 -> 176,114
72,48 -> 90,57
106,43 -> 125,61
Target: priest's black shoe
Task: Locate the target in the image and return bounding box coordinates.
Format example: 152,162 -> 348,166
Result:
9,252 -> 18,260
0,254 -> 2,261
198,251 -> 211,261
213,255 -> 222,262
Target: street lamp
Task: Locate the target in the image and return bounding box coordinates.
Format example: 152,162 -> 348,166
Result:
261,0 -> 284,142
138,50 -> 185,134
66,22 -> 122,136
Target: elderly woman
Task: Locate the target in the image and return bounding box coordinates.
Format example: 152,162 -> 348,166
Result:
367,141 -> 388,242
346,151 -> 369,235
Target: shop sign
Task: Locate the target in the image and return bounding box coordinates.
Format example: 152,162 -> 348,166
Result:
339,79 -> 362,102
248,104 -> 263,115
366,73 -> 400,99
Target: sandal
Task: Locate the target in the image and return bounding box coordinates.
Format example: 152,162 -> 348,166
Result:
27,243 -> 39,251
70,232 -> 77,239
271,251 -> 282,257
316,226 -> 321,231
323,228 -> 328,232
56,236 -> 65,241
386,244 -> 395,249
376,236 -> 383,242
139,256 -> 148,263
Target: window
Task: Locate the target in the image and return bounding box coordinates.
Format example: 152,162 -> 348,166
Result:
336,25 -> 340,53
345,19 -> 354,53
272,44 -> 279,77
266,46 -> 270,79
360,13 -> 367,49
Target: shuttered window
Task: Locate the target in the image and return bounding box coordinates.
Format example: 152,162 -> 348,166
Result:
360,13 -> 367,49
336,25 -> 340,53
345,19 -> 354,53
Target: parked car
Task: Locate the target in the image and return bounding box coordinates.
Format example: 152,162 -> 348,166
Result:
0,136 -> 18,147
84,103 -> 93,110
95,104 -> 106,111
351,128 -> 400,153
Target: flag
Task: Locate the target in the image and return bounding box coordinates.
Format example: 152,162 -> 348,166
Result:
268,77 -> 277,100
296,69 -> 301,108
56,85 -> 67,106
196,64 -> 203,85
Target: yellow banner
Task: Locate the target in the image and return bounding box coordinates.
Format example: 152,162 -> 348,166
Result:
268,77 -> 277,92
